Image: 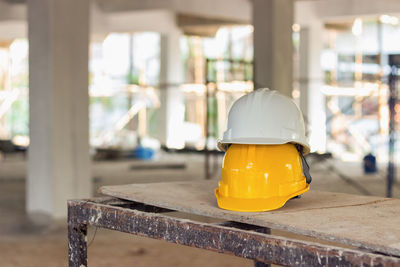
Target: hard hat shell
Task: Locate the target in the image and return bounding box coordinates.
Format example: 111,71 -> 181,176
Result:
217,88 -> 310,155
215,143 -> 309,212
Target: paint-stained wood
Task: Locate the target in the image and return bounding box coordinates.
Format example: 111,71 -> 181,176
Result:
99,181 -> 400,257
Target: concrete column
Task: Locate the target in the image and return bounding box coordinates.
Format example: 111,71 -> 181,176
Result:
253,0 -> 294,96
157,30 -> 185,149
27,0 -> 91,218
299,23 -> 326,152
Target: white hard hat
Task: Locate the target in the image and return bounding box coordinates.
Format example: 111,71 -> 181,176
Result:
217,88 -> 310,155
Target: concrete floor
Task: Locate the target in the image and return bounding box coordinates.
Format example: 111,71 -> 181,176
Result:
0,152 -> 399,266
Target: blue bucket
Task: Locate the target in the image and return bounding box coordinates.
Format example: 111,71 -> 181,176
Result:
134,146 -> 155,160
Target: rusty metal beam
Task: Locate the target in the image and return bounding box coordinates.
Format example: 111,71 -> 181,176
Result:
68,218 -> 87,267
68,198 -> 400,267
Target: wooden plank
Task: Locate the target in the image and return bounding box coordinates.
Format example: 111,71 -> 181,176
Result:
99,181 -> 400,257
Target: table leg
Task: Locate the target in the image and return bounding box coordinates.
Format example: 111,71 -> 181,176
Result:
68,221 -> 88,267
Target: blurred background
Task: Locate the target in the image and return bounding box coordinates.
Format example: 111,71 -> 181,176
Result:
1,0 -> 400,266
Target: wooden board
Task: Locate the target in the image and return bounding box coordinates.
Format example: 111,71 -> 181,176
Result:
99,181 -> 400,257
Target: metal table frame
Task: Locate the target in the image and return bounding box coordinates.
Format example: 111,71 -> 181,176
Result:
68,197 -> 400,267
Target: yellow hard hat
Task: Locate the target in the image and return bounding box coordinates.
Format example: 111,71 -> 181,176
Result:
215,143 -> 309,212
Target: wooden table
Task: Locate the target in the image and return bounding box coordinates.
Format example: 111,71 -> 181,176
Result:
68,181 -> 400,266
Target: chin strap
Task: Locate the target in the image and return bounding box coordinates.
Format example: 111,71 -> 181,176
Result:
297,145 -> 312,184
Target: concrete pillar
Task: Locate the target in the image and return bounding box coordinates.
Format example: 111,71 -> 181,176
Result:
253,0 -> 294,97
27,0 -> 91,218
157,30 -> 185,149
299,23 -> 326,152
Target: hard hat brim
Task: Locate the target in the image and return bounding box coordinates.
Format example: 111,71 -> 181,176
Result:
215,184 -> 309,212
217,138 -> 310,155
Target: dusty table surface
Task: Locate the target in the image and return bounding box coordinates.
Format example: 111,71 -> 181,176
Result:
99,181 -> 400,257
